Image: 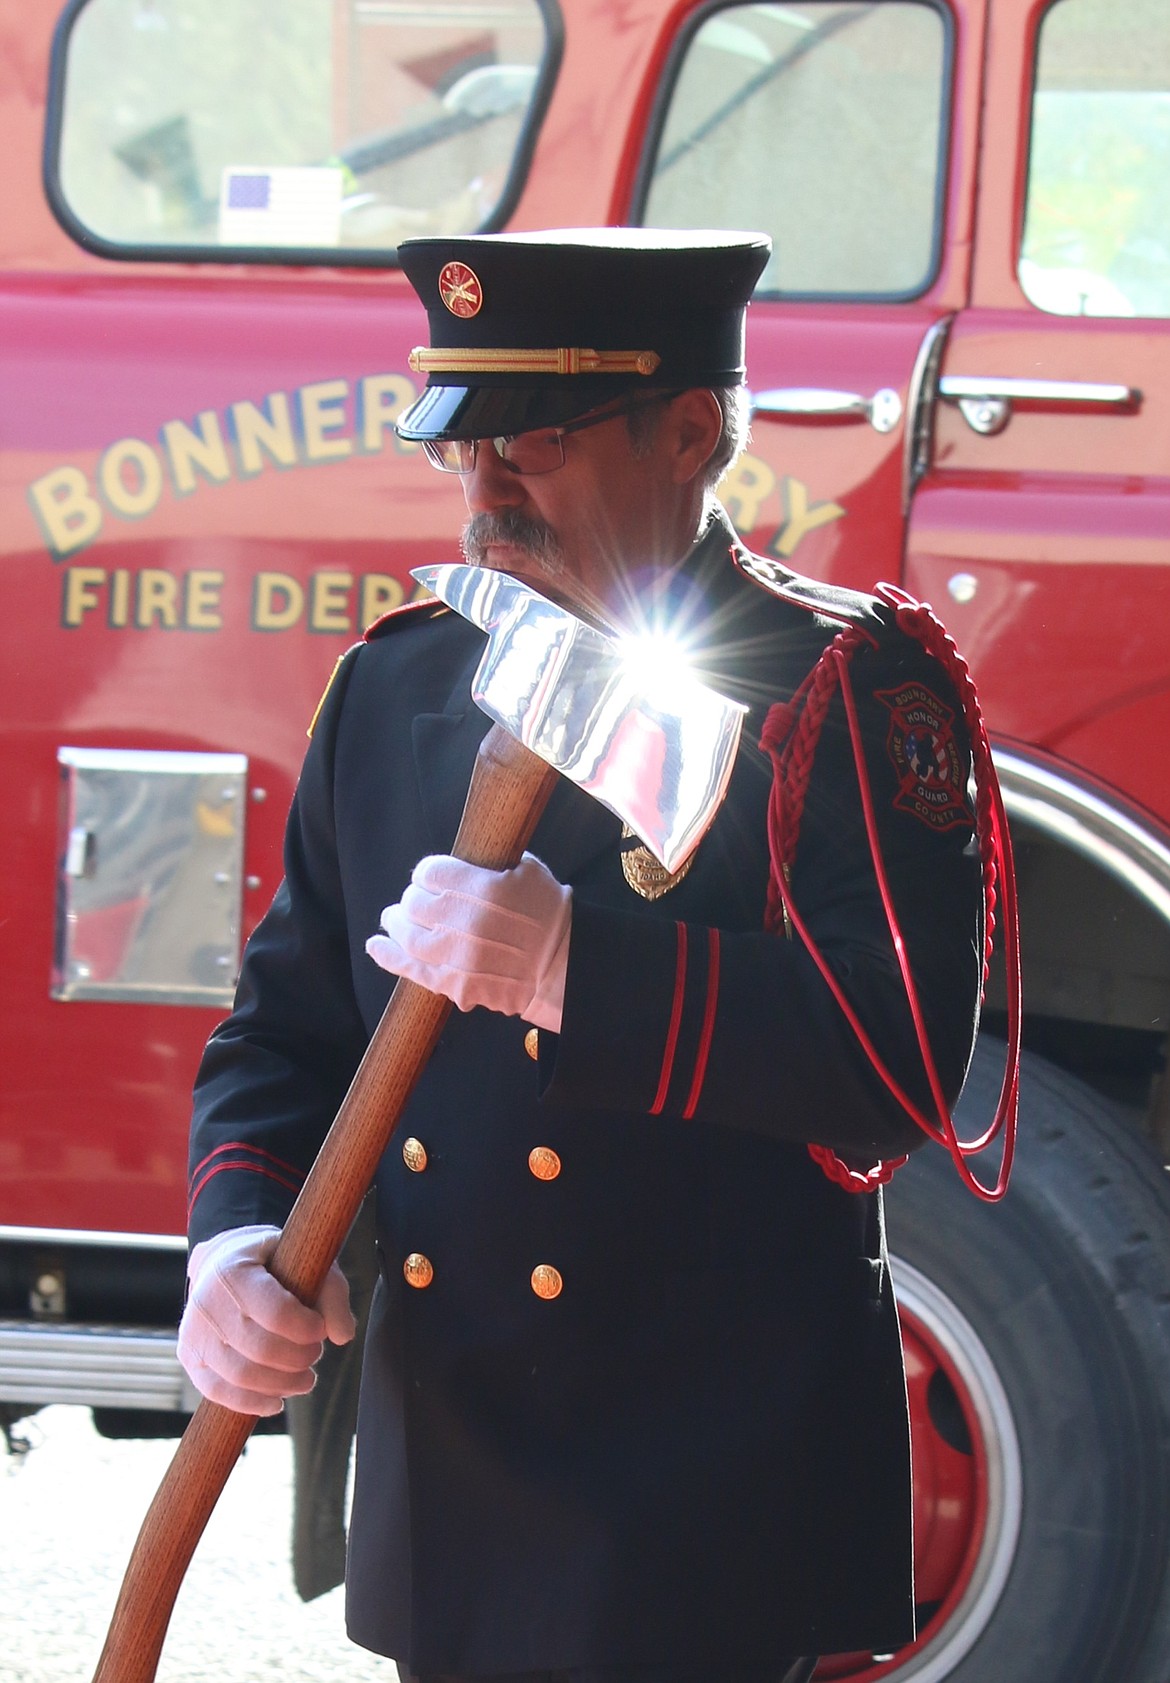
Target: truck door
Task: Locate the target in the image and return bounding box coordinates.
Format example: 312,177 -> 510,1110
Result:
905,0 -> 1170,828
635,0 -> 988,591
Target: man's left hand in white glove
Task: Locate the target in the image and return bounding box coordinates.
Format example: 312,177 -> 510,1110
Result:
366,852 -> 571,1033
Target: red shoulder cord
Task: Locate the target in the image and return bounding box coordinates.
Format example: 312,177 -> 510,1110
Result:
759,584 -> 1021,1202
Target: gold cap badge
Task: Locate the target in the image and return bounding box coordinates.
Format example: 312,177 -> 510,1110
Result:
438,261 -> 483,318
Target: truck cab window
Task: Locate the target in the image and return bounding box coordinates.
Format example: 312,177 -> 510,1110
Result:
1021,0 -> 1170,317
48,0 -> 556,261
638,0 -> 949,299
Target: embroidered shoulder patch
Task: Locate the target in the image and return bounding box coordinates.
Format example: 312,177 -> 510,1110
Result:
875,682 -> 972,831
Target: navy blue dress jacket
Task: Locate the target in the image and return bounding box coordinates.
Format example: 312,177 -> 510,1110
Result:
188,511 -> 983,1672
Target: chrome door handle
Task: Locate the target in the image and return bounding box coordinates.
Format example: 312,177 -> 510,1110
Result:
939,375 -> 1141,435
749,386 -> 903,434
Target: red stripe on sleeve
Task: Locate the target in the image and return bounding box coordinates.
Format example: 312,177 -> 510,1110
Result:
186,1160 -> 303,1223
649,923 -> 689,1116
188,1140 -> 305,1188
683,928 -> 721,1120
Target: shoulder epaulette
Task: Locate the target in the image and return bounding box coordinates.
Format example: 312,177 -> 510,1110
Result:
308,599 -> 451,738
307,644 -> 359,739
732,543 -> 883,636
363,595 -> 451,642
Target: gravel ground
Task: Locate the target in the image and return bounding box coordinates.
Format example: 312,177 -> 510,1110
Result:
0,1406 -> 400,1683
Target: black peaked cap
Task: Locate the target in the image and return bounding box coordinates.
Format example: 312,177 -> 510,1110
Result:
395,227 -> 771,441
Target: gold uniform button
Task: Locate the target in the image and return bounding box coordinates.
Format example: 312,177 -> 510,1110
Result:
531,1263 -> 563,1300
403,1253 -> 434,1289
528,1146 -> 561,1181
402,1136 -> 428,1172
524,1027 -> 540,1060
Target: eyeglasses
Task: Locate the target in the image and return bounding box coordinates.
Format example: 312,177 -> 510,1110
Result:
421,392 -> 678,477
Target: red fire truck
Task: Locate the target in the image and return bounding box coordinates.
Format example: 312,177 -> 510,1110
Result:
2,1 -> 1169,1679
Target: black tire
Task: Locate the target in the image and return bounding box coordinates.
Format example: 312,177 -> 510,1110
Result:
877,1040 -> 1170,1683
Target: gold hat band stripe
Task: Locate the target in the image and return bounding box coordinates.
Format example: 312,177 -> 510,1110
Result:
408,346 -> 661,376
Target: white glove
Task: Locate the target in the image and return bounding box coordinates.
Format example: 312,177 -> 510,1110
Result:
366,852 -> 571,1033
177,1224 -> 355,1417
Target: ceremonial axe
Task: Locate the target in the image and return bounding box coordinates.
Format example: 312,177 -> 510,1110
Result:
90,563 -> 745,1683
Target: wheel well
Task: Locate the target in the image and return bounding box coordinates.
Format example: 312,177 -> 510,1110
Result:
983,818 -> 1170,1124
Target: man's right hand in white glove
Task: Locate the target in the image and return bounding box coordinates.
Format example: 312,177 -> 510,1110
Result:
177,1224 -> 356,1417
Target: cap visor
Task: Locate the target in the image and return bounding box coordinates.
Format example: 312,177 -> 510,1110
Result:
395,377 -> 645,441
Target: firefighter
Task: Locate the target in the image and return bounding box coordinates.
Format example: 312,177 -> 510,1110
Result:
177,228 -> 983,1683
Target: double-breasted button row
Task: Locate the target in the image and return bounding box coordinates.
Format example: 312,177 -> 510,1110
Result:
404,1135 -> 560,1183
399,1107 -> 563,1294
403,1253 -> 563,1299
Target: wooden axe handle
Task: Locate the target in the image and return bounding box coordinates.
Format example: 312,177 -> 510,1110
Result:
92,724 -> 559,1683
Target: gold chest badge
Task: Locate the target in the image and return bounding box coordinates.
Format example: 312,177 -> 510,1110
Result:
619,824 -> 695,900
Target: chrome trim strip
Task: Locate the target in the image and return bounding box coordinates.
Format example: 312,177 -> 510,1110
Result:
748,386 -> 902,434
0,1320 -> 196,1412
57,747 -> 248,775
995,747 -> 1170,924
903,314 -> 953,514
50,982 -> 237,1007
751,386 -> 869,418
0,1225 -> 187,1250
940,376 -> 1139,408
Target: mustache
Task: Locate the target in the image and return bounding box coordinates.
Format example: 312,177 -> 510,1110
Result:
461,509 -> 565,572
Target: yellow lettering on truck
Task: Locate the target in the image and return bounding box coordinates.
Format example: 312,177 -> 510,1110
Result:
230,392 -> 299,476
162,411 -> 233,495
254,572 -> 304,630
300,380 -> 352,461
29,466 -> 103,558
98,438 -> 164,519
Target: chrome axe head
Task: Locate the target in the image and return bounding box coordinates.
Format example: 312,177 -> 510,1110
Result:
412,564 -> 747,875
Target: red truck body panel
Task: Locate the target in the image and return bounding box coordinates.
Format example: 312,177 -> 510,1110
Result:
4,0 -> 1169,1228
5,3 -> 1170,1680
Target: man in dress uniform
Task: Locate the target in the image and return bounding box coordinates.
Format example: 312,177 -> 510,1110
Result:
178,229 -> 984,1683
